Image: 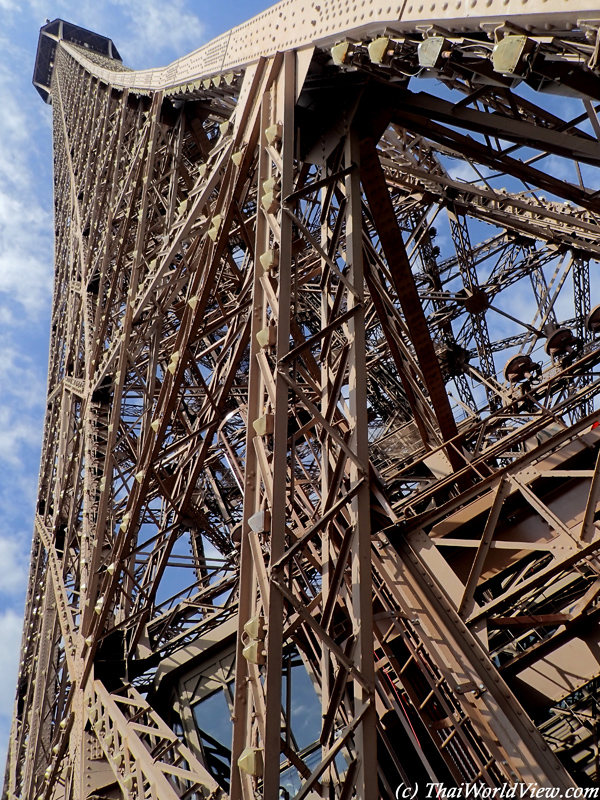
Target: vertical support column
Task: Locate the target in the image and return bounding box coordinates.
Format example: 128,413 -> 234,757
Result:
573,253 -> 593,419
231,52 -> 293,800
231,83 -> 272,800
447,204 -> 501,412
262,49 -> 296,800
320,176 -> 334,794
20,574 -> 58,800
346,128 -> 378,799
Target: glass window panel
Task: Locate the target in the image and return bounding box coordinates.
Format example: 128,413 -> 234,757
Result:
193,689 -> 233,790
283,653 -> 321,751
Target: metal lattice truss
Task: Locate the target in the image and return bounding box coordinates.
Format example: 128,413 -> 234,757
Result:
9,4 -> 600,799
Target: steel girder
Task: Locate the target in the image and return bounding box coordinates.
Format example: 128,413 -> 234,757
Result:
9,8 -> 600,800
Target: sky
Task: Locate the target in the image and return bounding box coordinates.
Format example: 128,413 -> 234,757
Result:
0,0 -> 272,773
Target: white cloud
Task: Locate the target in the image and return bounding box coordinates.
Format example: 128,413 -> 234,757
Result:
0,344 -> 42,601
26,0 -> 206,69
0,58 -> 53,319
0,408 -> 41,467
0,608 -> 23,771
0,539 -> 28,594
0,609 -> 21,715
0,343 -> 46,406
445,159 -> 480,184
113,0 -> 205,66
0,192 -> 52,317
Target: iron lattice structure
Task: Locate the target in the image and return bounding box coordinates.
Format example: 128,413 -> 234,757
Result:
9,3 -> 600,798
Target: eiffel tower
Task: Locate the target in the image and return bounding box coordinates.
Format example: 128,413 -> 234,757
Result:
7,4 -> 600,798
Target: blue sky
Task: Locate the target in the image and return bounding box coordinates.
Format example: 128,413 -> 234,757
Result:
0,0 -> 272,771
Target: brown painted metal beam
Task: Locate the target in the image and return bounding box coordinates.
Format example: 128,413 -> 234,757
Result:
359,136 -> 461,462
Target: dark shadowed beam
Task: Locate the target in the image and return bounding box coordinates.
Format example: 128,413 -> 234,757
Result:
391,108 -> 600,214
394,91 -> 600,168
359,135 -> 462,468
